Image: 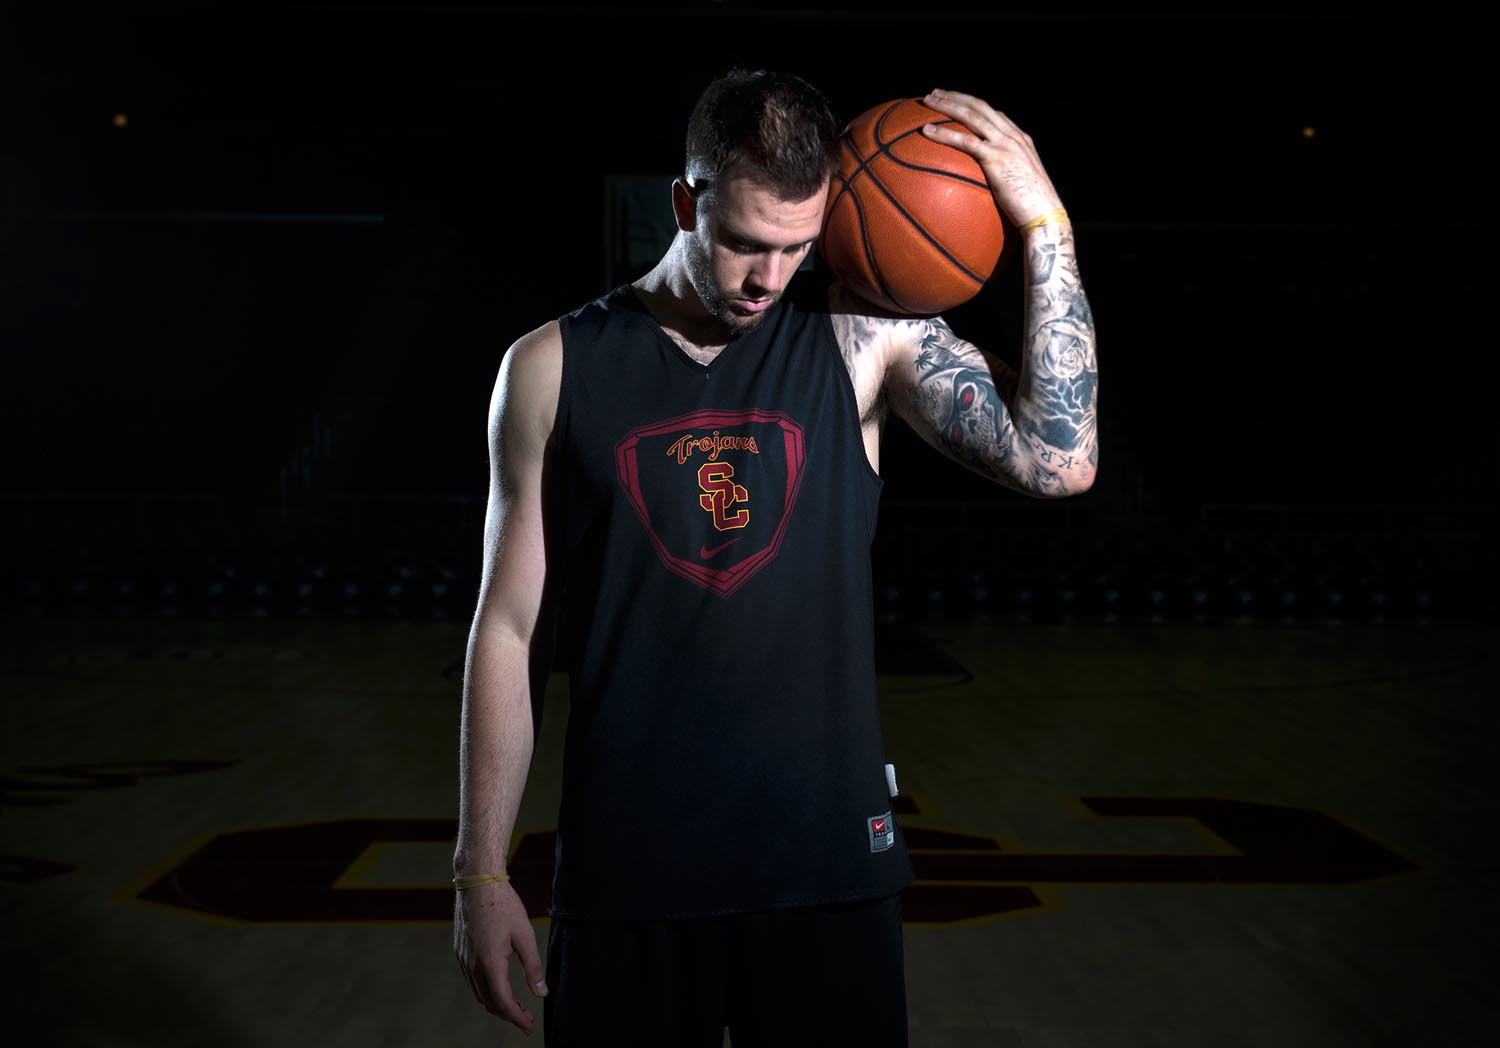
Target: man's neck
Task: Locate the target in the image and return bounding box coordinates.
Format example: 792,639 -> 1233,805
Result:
632,242 -> 732,354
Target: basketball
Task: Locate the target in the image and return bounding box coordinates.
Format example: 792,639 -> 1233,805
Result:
818,97 -> 1006,315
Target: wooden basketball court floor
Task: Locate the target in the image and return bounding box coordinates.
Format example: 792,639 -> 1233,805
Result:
2,613 -> 1492,1046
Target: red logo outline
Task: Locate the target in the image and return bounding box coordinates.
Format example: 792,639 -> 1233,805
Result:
616,409 -> 807,598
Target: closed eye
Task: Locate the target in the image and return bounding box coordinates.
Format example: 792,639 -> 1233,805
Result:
726,237 -> 815,256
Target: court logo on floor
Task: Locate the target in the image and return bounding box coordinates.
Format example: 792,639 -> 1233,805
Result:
868,810 -> 894,852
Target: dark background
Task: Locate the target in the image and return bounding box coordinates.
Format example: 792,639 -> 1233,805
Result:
1,1 -> 1491,625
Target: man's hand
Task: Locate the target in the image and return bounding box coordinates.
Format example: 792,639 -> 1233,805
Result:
918,88 -> 1063,228
873,87 -> 1097,496
454,879 -> 549,1035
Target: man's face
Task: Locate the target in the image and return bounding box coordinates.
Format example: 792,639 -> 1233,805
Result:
682,170 -> 828,337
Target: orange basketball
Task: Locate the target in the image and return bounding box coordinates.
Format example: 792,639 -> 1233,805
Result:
818,97 -> 1006,315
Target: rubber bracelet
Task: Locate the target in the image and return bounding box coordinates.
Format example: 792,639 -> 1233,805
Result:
1019,206 -> 1070,233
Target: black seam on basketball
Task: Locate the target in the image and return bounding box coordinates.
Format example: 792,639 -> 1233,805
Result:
824,174 -> 911,315
831,123 -> 915,312
856,162 -> 986,289
840,100 -> 988,195
841,176 -> 915,315
836,101 -> 901,195
874,102 -> 992,190
850,104 -> 989,287
823,139 -> 859,216
876,135 -> 993,190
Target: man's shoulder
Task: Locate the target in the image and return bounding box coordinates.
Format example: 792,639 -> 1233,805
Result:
566,281 -> 640,317
513,280 -> 637,355
818,276 -> 918,381
822,277 -> 913,326
509,318 -> 563,359
500,320 -> 564,416
554,283 -> 642,341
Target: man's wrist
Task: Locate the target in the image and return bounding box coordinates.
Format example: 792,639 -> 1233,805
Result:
1018,205 -> 1070,234
452,849 -> 506,876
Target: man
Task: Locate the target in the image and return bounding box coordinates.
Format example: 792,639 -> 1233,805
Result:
454,68 -> 1096,1046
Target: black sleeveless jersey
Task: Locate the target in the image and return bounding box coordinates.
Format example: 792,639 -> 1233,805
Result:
545,270 -> 915,922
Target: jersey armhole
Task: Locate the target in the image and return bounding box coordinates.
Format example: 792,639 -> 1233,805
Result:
551,317 -> 573,466
546,315 -> 573,594
818,310 -> 884,543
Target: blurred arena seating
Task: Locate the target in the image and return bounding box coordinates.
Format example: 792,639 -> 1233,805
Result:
2,492 -> 1488,627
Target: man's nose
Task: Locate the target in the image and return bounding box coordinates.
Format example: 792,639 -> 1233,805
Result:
748,252 -> 785,294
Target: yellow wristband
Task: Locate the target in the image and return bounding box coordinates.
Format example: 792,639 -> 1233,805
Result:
1019,206 -> 1070,233
452,872 -> 511,889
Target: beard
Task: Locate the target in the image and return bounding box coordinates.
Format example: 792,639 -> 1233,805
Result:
681,233 -> 776,338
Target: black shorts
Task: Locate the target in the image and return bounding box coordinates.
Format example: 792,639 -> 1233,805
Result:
542,891 -> 907,1047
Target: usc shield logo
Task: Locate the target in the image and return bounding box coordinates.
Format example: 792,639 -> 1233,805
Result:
697,461 -> 750,530
615,408 -> 807,597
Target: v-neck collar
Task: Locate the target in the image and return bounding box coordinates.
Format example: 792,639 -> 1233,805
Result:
620,285 -> 778,376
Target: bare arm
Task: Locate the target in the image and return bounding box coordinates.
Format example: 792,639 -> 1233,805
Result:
453,322 -> 562,878
878,219 -> 1097,497
450,324 -> 560,1032
832,87 -> 1098,496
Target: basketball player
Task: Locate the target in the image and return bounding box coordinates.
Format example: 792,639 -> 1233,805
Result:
453,68 -> 1097,1045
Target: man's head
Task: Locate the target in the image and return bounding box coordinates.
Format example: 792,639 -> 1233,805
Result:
670,68 -> 841,335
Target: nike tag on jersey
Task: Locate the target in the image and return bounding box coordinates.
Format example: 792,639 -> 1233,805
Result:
868,811 -> 895,852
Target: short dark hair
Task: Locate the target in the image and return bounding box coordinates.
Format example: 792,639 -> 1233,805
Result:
684,68 -> 841,207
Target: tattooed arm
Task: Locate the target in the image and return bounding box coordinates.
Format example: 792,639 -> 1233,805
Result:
880,219 -> 1097,497
864,85 -> 1099,497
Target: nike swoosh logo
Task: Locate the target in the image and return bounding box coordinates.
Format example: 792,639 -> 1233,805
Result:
699,537 -> 742,559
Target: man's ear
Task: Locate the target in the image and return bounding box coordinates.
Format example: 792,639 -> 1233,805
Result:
671,178 -> 698,233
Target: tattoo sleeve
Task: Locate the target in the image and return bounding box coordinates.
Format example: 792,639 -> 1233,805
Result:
1013,222 -> 1098,495
886,222 -> 1097,497
894,317 -> 1030,491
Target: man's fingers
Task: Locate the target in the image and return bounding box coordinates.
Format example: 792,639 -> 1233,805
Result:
517,928 -> 550,999
461,951 -> 535,1033
456,938 -> 499,1013
921,121 -> 985,152
459,955 -> 488,1008
486,955 -> 535,1031
923,89 -> 995,137
453,890 -> 541,1034
924,88 -> 1023,140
